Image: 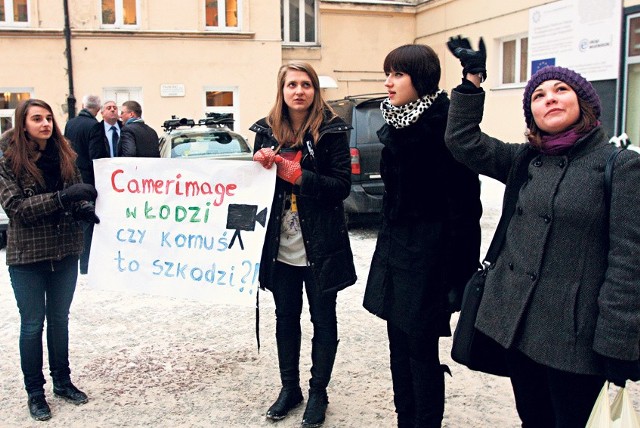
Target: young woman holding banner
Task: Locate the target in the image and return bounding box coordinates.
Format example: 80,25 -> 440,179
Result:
250,62 -> 356,428
0,99 -> 99,421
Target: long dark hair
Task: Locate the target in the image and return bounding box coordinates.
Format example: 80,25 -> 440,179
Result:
5,99 -> 77,186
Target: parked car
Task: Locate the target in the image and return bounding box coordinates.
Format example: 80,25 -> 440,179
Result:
327,94 -> 386,224
159,113 -> 252,161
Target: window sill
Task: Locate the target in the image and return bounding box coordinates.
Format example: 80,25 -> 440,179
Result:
73,29 -> 256,39
282,43 -> 321,49
0,22 -> 29,27
205,27 -> 243,32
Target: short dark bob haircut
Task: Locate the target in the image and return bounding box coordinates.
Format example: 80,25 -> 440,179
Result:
383,44 -> 441,97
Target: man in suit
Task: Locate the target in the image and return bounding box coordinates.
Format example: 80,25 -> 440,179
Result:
64,94 -> 101,274
118,100 -> 160,157
88,100 -> 122,160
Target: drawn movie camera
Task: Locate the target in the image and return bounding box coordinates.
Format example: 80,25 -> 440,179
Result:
226,204 -> 268,250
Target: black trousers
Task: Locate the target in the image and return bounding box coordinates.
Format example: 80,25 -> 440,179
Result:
271,261 -> 338,345
507,348 -> 603,428
387,322 -> 443,427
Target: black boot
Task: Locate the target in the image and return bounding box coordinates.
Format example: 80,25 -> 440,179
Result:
410,360 -> 449,428
27,393 -> 51,421
302,340 -> 338,427
53,382 -> 89,405
390,353 -> 415,428
266,335 -> 303,420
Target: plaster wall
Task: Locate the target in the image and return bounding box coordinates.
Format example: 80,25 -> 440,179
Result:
0,0 -> 282,145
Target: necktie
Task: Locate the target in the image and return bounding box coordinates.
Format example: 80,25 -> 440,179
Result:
110,126 -> 119,157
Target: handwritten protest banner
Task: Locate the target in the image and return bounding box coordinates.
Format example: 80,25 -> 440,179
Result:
89,158 -> 276,306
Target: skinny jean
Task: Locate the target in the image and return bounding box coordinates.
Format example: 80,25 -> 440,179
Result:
9,255 -> 79,396
271,261 -> 338,346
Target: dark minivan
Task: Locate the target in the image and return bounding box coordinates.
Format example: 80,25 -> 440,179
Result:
328,94 -> 386,223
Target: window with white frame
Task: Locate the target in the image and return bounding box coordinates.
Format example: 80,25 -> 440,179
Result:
204,88 -> 238,130
0,89 -> 31,133
501,35 -> 529,85
101,0 -> 138,27
205,0 -> 240,30
0,0 -> 28,26
102,87 -> 142,116
281,0 -> 316,45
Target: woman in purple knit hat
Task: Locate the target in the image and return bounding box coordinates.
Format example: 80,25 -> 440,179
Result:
445,36 -> 640,427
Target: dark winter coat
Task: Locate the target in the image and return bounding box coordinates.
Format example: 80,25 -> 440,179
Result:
249,112 -> 357,295
363,93 -> 482,337
445,89 -> 640,375
0,145 -> 84,265
120,119 -> 160,157
64,108 -> 98,185
88,120 -> 123,160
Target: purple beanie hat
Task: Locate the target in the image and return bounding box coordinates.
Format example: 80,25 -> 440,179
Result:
522,66 -> 601,127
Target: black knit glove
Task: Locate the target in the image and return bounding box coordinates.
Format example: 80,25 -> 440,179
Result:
57,183 -> 97,209
73,201 -> 100,224
603,356 -> 640,387
447,35 -> 487,81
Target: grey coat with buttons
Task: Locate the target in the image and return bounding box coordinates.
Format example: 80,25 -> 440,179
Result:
445,90 -> 640,375
249,112 -> 357,295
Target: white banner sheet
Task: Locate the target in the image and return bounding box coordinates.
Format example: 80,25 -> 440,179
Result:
89,158 -> 275,306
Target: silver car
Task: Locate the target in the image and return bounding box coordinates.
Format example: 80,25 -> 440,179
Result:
158,114 -> 252,161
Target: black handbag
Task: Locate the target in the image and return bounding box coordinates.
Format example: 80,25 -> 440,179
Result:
450,148 -> 536,377
451,146 -> 623,377
450,226 -> 510,377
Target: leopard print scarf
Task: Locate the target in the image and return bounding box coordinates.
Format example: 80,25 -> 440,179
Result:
381,90 -> 445,129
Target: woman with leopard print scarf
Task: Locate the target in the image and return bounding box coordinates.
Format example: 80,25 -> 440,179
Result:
363,44 -> 482,428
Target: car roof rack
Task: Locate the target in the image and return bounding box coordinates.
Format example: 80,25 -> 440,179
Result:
329,93 -> 387,108
162,116 -> 196,131
342,93 -> 387,100
198,112 -> 235,127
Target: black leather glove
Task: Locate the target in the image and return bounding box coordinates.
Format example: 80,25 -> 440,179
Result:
73,201 -> 100,224
603,356 -> 640,387
57,183 -> 98,209
447,35 -> 487,81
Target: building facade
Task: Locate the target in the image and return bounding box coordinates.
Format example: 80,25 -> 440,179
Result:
1,0 -> 638,146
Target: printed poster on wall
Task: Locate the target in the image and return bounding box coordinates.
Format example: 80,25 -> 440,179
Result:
89,158 -> 276,307
528,0 -> 622,81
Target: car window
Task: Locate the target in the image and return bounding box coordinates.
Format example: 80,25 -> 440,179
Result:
170,132 -> 250,158
329,101 -> 353,125
355,106 -> 385,146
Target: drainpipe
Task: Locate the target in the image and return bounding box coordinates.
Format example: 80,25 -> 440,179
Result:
63,0 -> 76,118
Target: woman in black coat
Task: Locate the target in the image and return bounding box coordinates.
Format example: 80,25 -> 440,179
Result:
363,45 -> 482,428
250,62 -> 356,428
